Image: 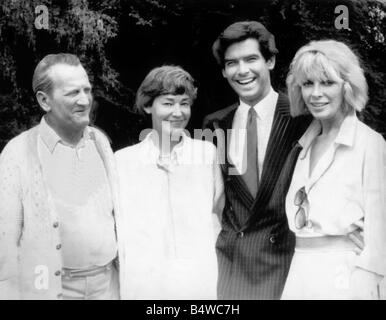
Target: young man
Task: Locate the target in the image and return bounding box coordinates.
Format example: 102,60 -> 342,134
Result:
202,21 -> 311,300
0,54 -> 122,299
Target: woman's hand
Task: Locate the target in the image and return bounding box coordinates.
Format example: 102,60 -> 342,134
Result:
350,267 -> 382,299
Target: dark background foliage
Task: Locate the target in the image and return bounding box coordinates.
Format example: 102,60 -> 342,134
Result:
1,0 -> 385,151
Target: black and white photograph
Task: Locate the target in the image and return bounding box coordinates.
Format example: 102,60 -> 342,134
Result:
0,0 -> 385,306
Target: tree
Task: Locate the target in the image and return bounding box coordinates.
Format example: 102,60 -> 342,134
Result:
1,0 -> 385,151
0,0 -> 179,149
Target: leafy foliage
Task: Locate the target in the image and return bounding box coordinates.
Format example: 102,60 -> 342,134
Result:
0,0 -> 385,151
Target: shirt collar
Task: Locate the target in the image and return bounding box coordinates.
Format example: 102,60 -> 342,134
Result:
238,87 -> 278,120
298,111 -> 358,159
334,111 -> 357,146
38,116 -> 91,153
142,129 -> 188,164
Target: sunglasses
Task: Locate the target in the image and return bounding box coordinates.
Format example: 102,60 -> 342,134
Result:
294,187 -> 312,229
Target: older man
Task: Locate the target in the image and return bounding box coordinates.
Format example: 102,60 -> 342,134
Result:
0,54 -> 122,300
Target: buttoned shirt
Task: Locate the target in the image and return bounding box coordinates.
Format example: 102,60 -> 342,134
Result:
38,118 -> 117,269
286,112 -> 386,276
115,131 -> 224,299
229,87 -> 278,177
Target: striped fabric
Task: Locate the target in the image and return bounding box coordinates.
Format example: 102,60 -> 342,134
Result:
203,94 -> 311,300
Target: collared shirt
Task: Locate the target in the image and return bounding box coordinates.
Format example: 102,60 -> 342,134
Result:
115,131 -> 224,299
38,117 -> 117,269
286,112 -> 386,276
229,87 -> 278,177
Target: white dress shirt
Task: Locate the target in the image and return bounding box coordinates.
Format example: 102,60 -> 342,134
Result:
38,117 -> 117,269
115,131 -> 224,299
286,112 -> 386,276
229,87 -> 278,177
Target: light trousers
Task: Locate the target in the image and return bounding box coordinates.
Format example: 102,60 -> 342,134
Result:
62,262 -> 119,300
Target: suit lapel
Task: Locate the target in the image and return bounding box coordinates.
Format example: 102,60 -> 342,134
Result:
248,94 -> 294,216
213,105 -> 235,175
212,94 -> 299,218
215,104 -> 255,208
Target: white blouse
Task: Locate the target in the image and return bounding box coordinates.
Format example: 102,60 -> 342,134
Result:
115,132 -> 224,299
286,112 -> 386,276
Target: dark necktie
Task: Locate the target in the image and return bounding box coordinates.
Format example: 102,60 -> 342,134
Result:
242,107 -> 259,197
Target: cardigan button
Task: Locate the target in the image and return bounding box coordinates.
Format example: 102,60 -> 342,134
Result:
237,231 -> 244,238
53,222 -> 59,228
269,236 -> 276,244
56,244 -> 62,250
55,270 -> 61,276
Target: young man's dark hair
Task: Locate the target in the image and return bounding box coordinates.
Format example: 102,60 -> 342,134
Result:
212,21 -> 278,67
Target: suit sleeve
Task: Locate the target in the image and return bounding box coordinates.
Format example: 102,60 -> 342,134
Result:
355,134 -> 386,277
202,114 -> 214,131
0,141 -> 22,299
210,143 -> 225,238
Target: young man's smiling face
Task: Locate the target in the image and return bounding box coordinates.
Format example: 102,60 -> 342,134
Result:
222,38 -> 275,106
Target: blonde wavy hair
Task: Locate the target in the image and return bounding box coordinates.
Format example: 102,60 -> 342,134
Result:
286,40 -> 368,117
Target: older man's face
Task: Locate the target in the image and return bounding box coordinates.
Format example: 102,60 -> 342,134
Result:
45,64 -> 92,134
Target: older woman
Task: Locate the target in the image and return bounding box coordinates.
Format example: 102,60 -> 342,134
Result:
115,65 -> 224,299
282,40 -> 386,299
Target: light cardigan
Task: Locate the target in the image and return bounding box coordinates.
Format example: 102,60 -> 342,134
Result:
286,112 -> 386,276
0,124 -> 124,300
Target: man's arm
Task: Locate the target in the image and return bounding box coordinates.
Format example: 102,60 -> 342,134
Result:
210,143 -> 225,238
202,114 -> 215,131
348,220 -> 364,254
0,141 -> 23,300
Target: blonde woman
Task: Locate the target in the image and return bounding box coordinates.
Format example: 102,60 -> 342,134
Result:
282,40 -> 386,299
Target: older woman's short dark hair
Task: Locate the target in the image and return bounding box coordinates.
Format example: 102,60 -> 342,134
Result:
286,40 -> 368,116
32,53 -> 81,94
212,21 -> 278,67
135,65 -> 197,114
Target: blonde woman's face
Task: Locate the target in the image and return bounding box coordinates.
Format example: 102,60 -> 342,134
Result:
300,77 -> 345,122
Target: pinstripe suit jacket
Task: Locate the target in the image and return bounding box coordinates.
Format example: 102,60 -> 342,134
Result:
203,94 -> 311,300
